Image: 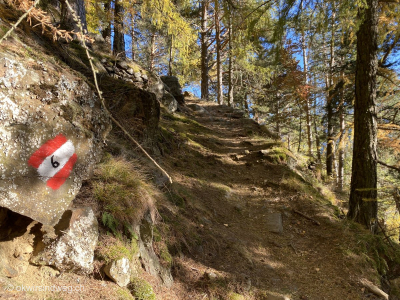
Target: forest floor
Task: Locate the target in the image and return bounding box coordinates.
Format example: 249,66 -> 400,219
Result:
152,96 -> 386,300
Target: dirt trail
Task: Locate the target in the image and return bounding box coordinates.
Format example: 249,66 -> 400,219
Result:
158,98 -> 381,300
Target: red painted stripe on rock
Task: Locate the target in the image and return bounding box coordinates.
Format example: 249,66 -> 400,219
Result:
46,153 -> 78,190
28,134 -> 68,168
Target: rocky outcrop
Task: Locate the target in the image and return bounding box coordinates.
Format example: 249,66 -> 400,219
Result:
137,212 -> 173,287
100,76 -> 160,140
30,207 -> 98,274
162,91 -> 178,112
99,58 -> 178,113
160,76 -> 184,105
0,52 -> 110,226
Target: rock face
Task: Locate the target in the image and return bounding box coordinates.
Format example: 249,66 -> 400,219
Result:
101,77 -> 160,139
104,257 -> 131,287
31,207 -> 98,274
137,212 -> 173,287
160,76 -> 184,105
0,53 -> 110,226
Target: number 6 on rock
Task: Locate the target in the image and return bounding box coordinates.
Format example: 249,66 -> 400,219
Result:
28,134 -> 78,190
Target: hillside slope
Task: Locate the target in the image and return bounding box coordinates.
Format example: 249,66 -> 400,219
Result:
153,97 -> 396,300
1,91 -> 398,300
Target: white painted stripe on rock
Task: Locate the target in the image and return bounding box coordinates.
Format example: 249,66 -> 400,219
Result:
37,140 -> 75,182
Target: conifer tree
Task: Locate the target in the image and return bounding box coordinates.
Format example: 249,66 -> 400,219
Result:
348,0 -> 379,231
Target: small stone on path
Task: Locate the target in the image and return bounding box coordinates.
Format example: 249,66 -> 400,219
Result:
266,212 -> 283,233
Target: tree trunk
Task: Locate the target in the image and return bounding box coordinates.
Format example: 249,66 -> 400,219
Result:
228,11 -> 234,107
326,92 -> 334,177
149,31 -> 157,72
302,32 -> 313,158
326,6 -> 336,178
130,11 -> 136,60
301,1 -> 313,157
243,93 -> 249,113
312,76 -> 321,162
338,103 -> 345,190
102,0 -> 112,46
113,0 -> 125,58
168,36 -> 173,76
298,107 -> 302,153
215,0 -> 223,105
338,67 -> 345,190
201,0 -> 209,100
313,110 -> 321,162
61,0 -> 88,33
275,96 -> 280,136
348,0 -> 378,232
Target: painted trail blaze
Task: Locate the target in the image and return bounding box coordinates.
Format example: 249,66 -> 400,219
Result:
28,134 -> 77,190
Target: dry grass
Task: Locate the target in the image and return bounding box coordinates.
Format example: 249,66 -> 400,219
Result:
93,155 -> 159,234
96,234 -> 138,263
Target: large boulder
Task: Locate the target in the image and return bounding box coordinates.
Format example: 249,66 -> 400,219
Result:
160,76 -> 184,105
0,53 -> 110,226
101,76 -> 160,140
30,207 -> 98,274
147,78 -> 178,113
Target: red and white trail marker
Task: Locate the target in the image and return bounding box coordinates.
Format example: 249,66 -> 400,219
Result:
28,134 -> 78,190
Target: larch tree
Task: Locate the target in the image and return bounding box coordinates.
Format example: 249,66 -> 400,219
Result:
201,0 -> 210,100
347,0 -> 379,231
214,0 -> 223,105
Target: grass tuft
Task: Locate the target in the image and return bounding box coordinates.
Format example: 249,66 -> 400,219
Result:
94,155 -> 158,232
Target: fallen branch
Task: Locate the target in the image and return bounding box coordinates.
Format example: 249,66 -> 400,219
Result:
0,0 -> 40,44
64,0 -> 173,184
359,279 -> 388,300
377,160 -> 400,172
293,209 -> 320,226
